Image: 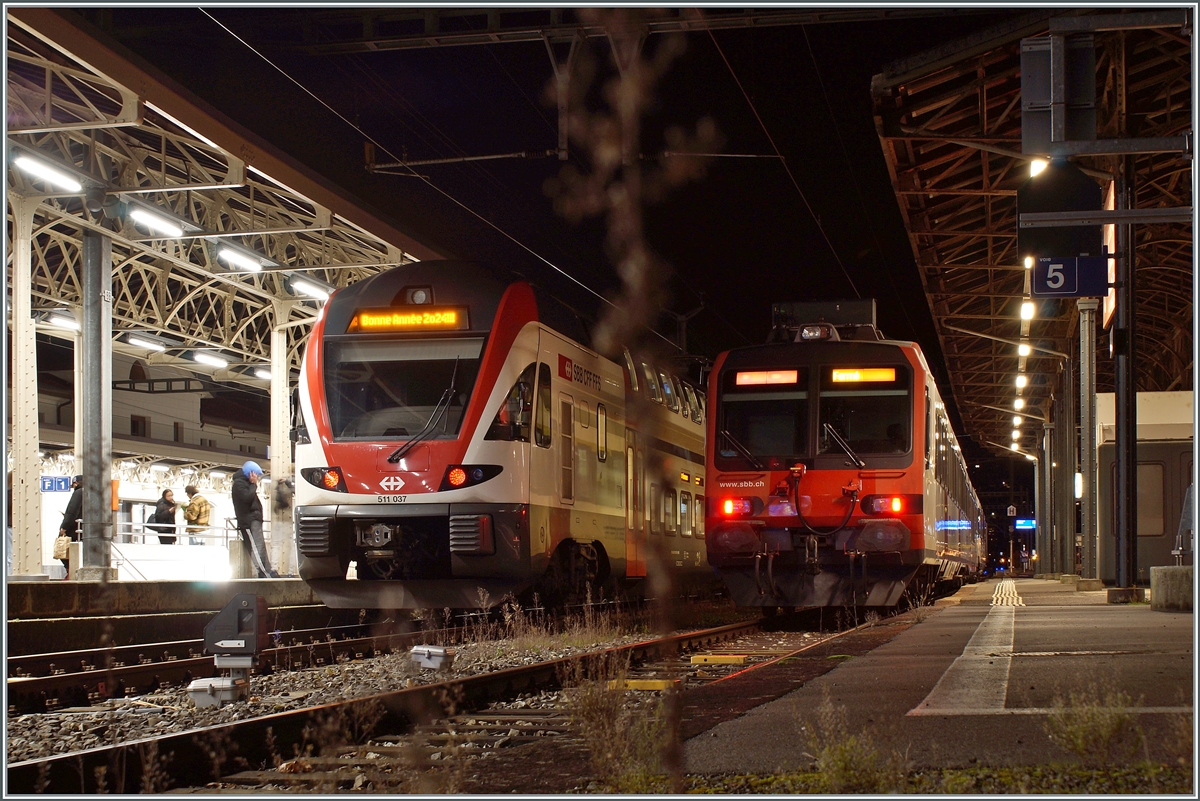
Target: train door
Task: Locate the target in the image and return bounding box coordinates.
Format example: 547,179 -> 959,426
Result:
625,429 -> 646,576
560,393 -> 575,504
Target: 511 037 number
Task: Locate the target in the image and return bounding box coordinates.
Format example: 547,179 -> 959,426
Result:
376,495 -> 407,503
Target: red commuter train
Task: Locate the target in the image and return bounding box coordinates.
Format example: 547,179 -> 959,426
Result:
705,300 -> 985,610
293,261 -> 709,609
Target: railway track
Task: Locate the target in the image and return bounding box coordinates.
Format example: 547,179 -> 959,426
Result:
6,622 -> 424,715
8,620 -> 762,794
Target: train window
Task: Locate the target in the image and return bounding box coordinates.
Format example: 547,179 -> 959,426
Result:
924,394 -> 932,468
579,400 -> 590,428
324,337 -> 484,441
658,370 -> 680,413
650,483 -> 662,534
626,438 -> 636,527
695,495 -> 705,538
664,488 -> 677,535
560,396 -> 574,502
624,350 -> 640,393
1138,463 -> 1165,536
717,367 -> 809,468
680,491 -> 692,537
682,384 -> 703,424
597,404 -> 608,462
818,365 -> 911,456
641,363 -> 663,403
486,363 -> 535,442
534,363 -> 552,448
635,447 -> 645,531
676,378 -> 691,419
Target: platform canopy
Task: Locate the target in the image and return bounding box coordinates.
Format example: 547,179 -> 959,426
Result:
6,8 -> 443,392
872,9 -> 1192,454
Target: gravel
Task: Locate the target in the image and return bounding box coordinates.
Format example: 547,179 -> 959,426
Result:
6,634 -> 646,764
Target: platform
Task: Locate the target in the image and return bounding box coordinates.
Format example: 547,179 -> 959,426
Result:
685,577 -> 1194,771
6,578 -> 318,619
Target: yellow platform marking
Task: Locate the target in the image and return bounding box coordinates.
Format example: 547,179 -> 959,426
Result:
691,655 -> 748,665
608,679 -> 680,691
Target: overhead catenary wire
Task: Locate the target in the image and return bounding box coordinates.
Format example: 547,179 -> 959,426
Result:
696,12 -> 861,300
198,9 -> 683,352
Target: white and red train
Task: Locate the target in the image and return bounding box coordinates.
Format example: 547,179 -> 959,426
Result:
704,300 -> 986,610
293,261 -> 708,609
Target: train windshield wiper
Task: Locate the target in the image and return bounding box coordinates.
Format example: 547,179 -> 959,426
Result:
388,357 -> 460,463
720,429 -> 763,470
823,422 -> 865,469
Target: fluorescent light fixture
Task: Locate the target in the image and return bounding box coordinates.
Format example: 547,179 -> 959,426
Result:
130,207 -> 184,237
1018,343 -> 1031,357
180,468 -> 195,475
128,335 -> 167,352
120,461 -> 137,469
1024,256 -> 1033,269
1014,398 -> 1025,410
1015,375 -> 1028,388
1075,472 -> 1084,499
1029,159 -> 1048,177
1011,430 -> 1021,440
1021,301 -> 1035,320
1026,454 -> 1037,462
48,313 -> 80,331
208,471 -> 226,480
193,352 -> 228,369
150,464 -> 170,473
292,277 -> 331,300
1013,416 -> 1023,426
254,368 -> 272,380
13,155 -> 83,192
1010,443 -> 1019,451
218,246 -> 264,271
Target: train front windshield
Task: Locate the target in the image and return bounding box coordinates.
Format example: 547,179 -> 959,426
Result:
716,363 -> 911,468
324,337 -> 484,441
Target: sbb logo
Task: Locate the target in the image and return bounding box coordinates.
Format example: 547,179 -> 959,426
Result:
558,354 -> 573,381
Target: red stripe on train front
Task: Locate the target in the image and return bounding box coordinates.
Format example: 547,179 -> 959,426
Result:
313,281 -> 539,493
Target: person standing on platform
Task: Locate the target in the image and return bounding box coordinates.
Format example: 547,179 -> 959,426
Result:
181,485 -> 211,545
232,461 -> 278,578
150,489 -> 178,545
58,475 -> 83,576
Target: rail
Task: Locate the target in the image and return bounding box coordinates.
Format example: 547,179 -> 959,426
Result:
7,621 -> 761,793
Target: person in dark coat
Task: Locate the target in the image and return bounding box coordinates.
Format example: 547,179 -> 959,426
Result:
58,475 -> 83,573
232,461 -> 278,578
150,489 -> 178,544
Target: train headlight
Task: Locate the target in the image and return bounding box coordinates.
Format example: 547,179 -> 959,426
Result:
301,467 -> 347,492
860,494 -> 923,515
438,464 -> 503,492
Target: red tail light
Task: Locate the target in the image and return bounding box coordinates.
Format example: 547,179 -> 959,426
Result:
447,467 -> 468,487
300,467 -> 347,493
722,497 -> 755,516
438,464 -> 503,492
860,494 -> 922,515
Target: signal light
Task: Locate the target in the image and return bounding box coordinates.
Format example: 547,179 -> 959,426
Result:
448,467 -> 468,487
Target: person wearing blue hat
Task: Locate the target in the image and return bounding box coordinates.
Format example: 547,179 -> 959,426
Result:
231,461 -> 278,578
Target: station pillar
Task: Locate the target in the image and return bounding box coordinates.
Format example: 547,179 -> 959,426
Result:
9,194 -> 44,577
76,230 -> 116,582
270,304 -> 296,576
1078,298 -> 1099,578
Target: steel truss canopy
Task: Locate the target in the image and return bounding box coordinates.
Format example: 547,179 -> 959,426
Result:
872,9 -> 1192,455
6,8 -> 443,389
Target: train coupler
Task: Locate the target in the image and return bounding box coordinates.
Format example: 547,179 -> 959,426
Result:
803,536 -> 821,575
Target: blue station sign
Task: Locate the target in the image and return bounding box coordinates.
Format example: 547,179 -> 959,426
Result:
1032,256 -> 1109,298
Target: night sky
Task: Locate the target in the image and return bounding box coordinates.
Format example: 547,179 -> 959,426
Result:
77,7 -> 1037,527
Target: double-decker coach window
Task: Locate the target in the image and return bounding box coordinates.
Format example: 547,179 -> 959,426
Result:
717,368 -> 809,468
818,366 -> 911,456
324,338 -> 483,440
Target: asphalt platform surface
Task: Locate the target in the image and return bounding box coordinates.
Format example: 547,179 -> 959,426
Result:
684,577 -> 1194,771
